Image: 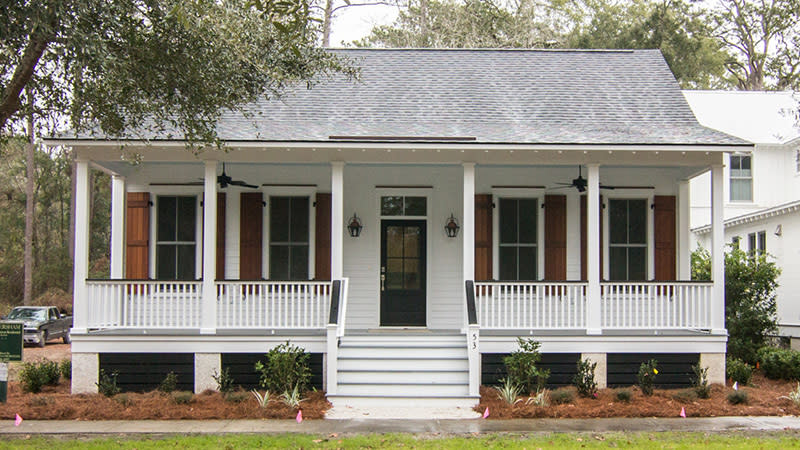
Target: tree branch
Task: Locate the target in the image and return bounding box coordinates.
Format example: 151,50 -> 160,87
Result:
0,33 -> 51,131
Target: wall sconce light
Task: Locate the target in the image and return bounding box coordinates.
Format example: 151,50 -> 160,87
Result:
347,213 -> 363,237
775,224 -> 782,236
444,213 -> 460,238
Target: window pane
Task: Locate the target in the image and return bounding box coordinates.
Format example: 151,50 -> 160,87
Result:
289,197 -> 309,242
628,247 -> 647,281
518,199 -> 538,244
403,226 -> 419,258
403,259 -> 420,289
176,244 -> 196,280
730,155 -> 741,171
404,197 -> 427,216
609,247 -> 627,280
270,197 -> 290,242
156,245 -> 176,280
730,179 -> 752,201
157,197 -> 176,241
177,197 -> 196,242
381,196 -> 403,215
499,246 -> 517,280
628,200 -> 647,244
386,258 -> 403,289
609,200 -> 628,244
758,231 -> 766,254
518,246 -> 537,280
740,155 -> 751,171
290,245 -> 309,280
499,199 -> 518,244
269,245 -> 289,279
386,226 -> 403,257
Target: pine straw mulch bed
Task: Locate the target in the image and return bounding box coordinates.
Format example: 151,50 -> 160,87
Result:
0,382 -> 330,420
475,374 -> 800,419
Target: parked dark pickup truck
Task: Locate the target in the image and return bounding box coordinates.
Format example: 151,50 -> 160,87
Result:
1,306 -> 72,347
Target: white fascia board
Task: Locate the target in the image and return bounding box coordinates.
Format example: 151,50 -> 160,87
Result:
693,199 -> 800,235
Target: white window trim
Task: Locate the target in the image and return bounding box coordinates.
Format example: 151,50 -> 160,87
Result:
603,190 -> 655,281
491,188 -> 545,281
145,187 -> 204,280
728,153 -> 754,203
263,186 -> 317,280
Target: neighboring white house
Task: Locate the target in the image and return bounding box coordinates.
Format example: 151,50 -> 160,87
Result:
686,90 -> 800,344
47,49 -> 748,407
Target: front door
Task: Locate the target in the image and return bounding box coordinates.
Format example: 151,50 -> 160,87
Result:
380,220 -> 426,326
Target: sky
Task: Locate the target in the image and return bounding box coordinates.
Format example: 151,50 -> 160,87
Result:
327,4 -> 400,47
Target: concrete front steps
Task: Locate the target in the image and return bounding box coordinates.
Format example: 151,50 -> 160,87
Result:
327,334 -> 479,409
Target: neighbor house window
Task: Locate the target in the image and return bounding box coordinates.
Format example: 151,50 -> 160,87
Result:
156,196 -> 197,280
796,149 -> 800,173
731,236 -> 740,249
730,155 -> 752,201
499,198 -> 538,280
269,196 -> 309,280
609,199 -> 647,281
748,231 -> 766,255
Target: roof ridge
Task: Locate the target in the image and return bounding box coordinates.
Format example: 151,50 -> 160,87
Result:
328,47 -> 643,54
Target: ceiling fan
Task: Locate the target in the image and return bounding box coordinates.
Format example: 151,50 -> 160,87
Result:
551,166 -> 618,193
215,163 -> 258,189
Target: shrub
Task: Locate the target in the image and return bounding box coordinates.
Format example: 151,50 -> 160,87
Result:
692,246 -> 780,364
727,390 -> 749,405
255,342 -> 311,393
496,378 -> 521,405
615,389 -> 632,403
726,357 -> 753,385
158,371 -> 178,393
503,338 -> 550,394
225,391 -> 249,404
19,360 -> 60,393
550,388 -> 575,405
525,389 -> 549,407
757,347 -> 800,380
281,385 -> 304,408
97,369 -> 120,397
691,363 -> 711,399
780,382 -> 800,408
573,358 -> 598,398
60,360 -> 72,380
212,367 -> 235,394
171,391 -> 194,405
637,359 -> 658,396
252,390 -> 271,408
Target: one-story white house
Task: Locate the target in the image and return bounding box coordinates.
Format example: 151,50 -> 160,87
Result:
47,49 -> 748,407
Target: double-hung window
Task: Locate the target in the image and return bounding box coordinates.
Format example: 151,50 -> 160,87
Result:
269,196 -> 309,280
608,199 -> 647,281
156,196 -> 197,280
748,231 -> 766,256
730,155 -> 752,201
498,198 -> 538,280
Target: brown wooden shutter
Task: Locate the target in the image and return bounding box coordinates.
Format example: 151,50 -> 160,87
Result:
216,193 -> 226,280
239,192 -> 263,280
580,195 -> 604,280
125,192 -> 150,279
314,193 -> 332,280
544,195 -> 567,280
654,195 -> 676,281
474,194 -> 493,280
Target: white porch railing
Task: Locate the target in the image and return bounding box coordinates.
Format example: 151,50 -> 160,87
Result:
474,281 -> 588,329
600,282 -> 713,329
86,280 -> 202,329
216,281 -> 332,329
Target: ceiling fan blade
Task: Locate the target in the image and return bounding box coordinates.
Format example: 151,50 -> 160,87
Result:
554,182 -> 574,186
547,185 -> 574,190
599,185 -> 616,190
229,180 -> 259,189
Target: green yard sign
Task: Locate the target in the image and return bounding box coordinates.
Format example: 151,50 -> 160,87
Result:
0,322 -> 23,362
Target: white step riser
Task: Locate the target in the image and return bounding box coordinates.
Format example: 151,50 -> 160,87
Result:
338,358 -> 467,371
328,396 -> 479,409
338,347 -> 467,359
337,383 -> 469,397
338,371 -> 469,384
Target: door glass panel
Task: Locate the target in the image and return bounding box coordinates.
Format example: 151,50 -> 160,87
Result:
177,197 -> 196,241
156,245 -> 176,280
628,200 -> 647,244
386,258 -> 403,289
157,197 -> 177,241
609,200 -> 627,244
289,197 -> 309,242
381,196 -> 403,215
403,259 -> 420,289
609,247 -> 627,280
518,247 -> 537,280
270,197 -> 290,242
386,226 -> 403,257
499,199 -> 518,244
404,226 -> 419,257
628,247 -> 646,280
404,197 -> 427,216
499,246 -> 517,280
518,199 -> 538,243
176,244 -> 196,280
269,246 -> 289,279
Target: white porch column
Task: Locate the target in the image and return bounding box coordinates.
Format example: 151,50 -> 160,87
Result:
678,179 -> 691,280
463,163 -> 475,288
710,164 -> 726,333
331,162 -> 344,280
586,164 -> 602,334
200,161 -> 218,334
72,160 -> 91,333
110,175 -> 126,279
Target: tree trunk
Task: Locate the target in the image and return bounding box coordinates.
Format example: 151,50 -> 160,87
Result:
23,93 -> 35,305
323,0 -> 333,47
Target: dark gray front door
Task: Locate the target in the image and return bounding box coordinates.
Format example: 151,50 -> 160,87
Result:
380,220 -> 426,326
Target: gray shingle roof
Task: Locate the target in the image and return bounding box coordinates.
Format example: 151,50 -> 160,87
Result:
68,48 -> 750,146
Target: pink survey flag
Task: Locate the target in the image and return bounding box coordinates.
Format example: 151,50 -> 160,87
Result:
483,407 -> 489,419
733,382 -> 738,391
14,414 -> 22,426
679,407 -> 686,418
296,409 -> 303,423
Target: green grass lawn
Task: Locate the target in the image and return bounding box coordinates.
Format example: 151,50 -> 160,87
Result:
2,432 -> 800,449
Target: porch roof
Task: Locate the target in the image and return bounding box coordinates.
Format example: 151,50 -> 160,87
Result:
54,48 -> 748,147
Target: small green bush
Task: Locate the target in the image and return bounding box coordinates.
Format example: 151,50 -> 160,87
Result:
550,388 -> 575,405
224,391 -> 249,403
615,389 -> 632,403
97,369 -> 120,397
726,357 -> 753,385
573,358 -> 598,398
691,363 -> 711,399
757,347 -> 800,380
503,338 -> 550,394
158,371 -> 178,393
42,361 -> 60,386
171,391 -> 194,404
496,378 -> 521,405
19,360 -> 60,393
637,359 -> 658,396
255,342 -> 312,393
60,360 -> 71,380
727,390 -> 749,405
213,367 -> 235,394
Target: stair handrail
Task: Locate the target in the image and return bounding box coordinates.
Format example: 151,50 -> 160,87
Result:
465,280 -> 480,397
338,277 -> 349,338
465,280 -> 478,325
